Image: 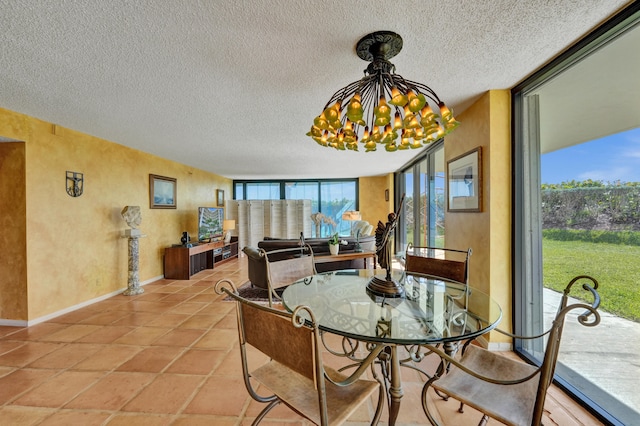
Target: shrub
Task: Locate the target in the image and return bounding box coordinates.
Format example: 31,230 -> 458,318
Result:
542,186 -> 640,231
543,229 -> 640,246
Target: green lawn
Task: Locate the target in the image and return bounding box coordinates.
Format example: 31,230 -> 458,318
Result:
543,238 -> 640,322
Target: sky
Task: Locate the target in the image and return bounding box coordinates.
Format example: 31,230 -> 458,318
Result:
541,127 -> 640,185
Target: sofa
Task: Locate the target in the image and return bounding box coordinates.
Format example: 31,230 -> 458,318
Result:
351,220 -> 374,237
242,235 -> 376,289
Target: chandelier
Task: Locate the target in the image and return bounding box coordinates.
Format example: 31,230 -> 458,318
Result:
307,31 -> 459,152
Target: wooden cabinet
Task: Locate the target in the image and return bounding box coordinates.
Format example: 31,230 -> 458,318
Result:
163,237 -> 239,280
214,237 -> 239,266
164,242 -> 219,280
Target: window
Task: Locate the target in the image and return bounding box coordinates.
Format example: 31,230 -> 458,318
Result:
234,179 -> 358,237
397,141 -> 445,252
320,181 -> 357,236
241,182 -> 280,200
285,181 -> 319,212
513,6 -> 640,425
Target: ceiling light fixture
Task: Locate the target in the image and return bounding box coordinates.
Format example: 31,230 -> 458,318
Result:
308,31 -> 459,152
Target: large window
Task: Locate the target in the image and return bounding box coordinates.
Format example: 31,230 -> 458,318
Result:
514,5 -> 640,425
234,182 -> 280,200
234,179 -> 357,237
397,141 -> 445,252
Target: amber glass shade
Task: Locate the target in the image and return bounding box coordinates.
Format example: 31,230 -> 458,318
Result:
307,31 -> 459,152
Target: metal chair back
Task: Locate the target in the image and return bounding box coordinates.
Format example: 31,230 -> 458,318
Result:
423,275 -> 601,426
260,244 -> 316,306
215,279 -> 383,426
405,244 -> 471,284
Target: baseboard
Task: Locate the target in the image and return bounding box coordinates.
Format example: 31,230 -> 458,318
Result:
487,341 -> 513,351
0,275 -> 164,327
474,335 -> 512,351
0,318 -> 28,327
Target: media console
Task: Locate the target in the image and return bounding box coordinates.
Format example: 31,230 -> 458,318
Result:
164,237 -> 238,280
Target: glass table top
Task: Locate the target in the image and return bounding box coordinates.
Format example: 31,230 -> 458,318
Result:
282,269 -> 502,345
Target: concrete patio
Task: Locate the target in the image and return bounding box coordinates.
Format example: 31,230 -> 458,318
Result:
544,288 -> 639,425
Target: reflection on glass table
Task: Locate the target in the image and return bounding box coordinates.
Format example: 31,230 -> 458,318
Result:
282,269 -> 502,426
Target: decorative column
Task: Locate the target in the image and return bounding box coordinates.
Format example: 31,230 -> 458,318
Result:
123,230 -> 145,295
121,206 -> 145,296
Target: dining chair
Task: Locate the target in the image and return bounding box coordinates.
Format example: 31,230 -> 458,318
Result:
421,275 -> 601,426
259,243 -> 316,307
404,244 -> 472,285
404,244 -> 472,342
215,279 -> 384,426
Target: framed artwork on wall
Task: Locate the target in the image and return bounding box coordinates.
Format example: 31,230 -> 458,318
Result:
447,147 -> 482,212
217,189 -> 225,207
149,174 -> 177,209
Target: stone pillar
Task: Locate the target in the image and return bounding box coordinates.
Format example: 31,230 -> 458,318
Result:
121,205 -> 145,296
123,231 -> 145,296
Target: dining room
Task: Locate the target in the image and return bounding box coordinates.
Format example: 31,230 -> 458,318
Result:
0,256 -> 605,425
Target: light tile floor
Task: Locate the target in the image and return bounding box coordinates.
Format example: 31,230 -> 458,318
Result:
0,257 -> 603,425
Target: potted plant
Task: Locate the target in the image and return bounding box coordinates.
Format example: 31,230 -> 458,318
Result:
328,233 -> 341,255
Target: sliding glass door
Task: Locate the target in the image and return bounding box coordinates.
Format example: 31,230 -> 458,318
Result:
513,6 -> 640,425
397,141 -> 445,252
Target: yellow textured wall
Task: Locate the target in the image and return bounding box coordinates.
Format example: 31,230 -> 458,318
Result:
444,90 -> 512,343
0,108 -> 232,321
0,142 -> 28,320
359,174 -> 394,229
488,91 -> 512,338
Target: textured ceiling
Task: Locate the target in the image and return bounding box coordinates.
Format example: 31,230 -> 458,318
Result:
0,0 -> 632,179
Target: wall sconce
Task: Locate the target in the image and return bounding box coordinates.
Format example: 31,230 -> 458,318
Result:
66,171 -> 84,197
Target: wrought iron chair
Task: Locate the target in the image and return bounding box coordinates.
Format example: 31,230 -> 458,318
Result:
215,279 -> 384,426
404,244 -> 472,285
422,275 -> 601,426
403,244 -> 473,359
259,243 -> 316,307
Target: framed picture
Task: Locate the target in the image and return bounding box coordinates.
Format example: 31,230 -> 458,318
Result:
216,189 -> 225,207
447,147 -> 482,212
149,174 -> 177,209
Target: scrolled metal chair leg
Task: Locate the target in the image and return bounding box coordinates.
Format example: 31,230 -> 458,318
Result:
434,388 -> 449,400
252,400 -> 280,426
421,375 -> 444,426
458,401 -> 464,413
478,414 -> 489,426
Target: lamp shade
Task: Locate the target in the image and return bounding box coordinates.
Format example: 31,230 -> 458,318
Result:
223,219 -> 236,231
342,211 -> 361,221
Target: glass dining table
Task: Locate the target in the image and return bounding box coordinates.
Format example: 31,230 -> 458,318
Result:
282,269 -> 502,426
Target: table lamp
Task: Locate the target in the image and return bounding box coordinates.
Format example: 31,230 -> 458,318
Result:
223,219 -> 235,244
341,210 -> 361,236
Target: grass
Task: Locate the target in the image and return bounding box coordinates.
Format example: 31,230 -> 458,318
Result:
543,238 -> 640,321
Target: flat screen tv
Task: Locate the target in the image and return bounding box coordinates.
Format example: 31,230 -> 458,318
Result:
198,207 -> 224,242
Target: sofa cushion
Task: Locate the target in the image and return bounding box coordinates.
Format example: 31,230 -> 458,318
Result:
352,220 -> 374,237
